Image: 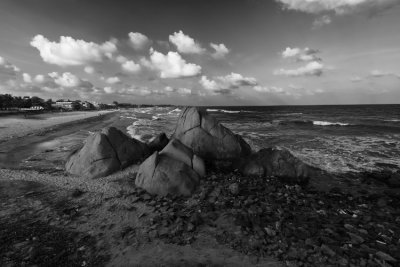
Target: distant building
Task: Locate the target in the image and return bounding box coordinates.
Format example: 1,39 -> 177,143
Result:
52,100 -> 73,110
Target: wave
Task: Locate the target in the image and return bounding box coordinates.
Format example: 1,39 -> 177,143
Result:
313,121 -> 350,126
384,119 -> 400,122
168,108 -> 182,114
207,109 -> 241,114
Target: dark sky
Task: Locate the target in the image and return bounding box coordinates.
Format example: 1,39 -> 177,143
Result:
0,0 -> 399,105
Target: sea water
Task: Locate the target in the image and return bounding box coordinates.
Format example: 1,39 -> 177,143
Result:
122,105 -> 400,174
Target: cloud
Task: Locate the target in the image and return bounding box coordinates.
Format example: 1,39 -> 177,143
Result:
313,15 -> 332,28
144,48 -> 202,78
163,86 -> 192,95
104,86 -> 117,94
210,43 -> 230,59
34,74 -> 45,83
121,60 -> 141,74
274,61 -> 324,77
275,0 -> 400,15
0,56 -> 20,78
199,72 -> 257,94
118,86 -> 153,96
282,47 -> 321,62
253,85 -> 285,94
350,76 -> 363,82
128,32 -> 150,50
49,72 -> 82,87
22,73 -> 32,83
30,35 -> 117,66
370,70 -> 400,78
169,31 -> 205,54
116,55 -> 128,63
105,76 -> 121,84
84,66 -> 95,74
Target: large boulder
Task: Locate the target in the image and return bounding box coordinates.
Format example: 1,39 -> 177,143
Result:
160,139 -> 205,177
240,147 -> 318,184
148,132 -> 169,153
66,127 -> 149,178
173,107 -> 251,161
135,152 -> 200,196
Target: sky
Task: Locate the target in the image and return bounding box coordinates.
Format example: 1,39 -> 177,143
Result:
0,0 -> 399,106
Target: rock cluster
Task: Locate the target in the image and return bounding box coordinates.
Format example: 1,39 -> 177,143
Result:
65,108 -> 321,196
132,171 -> 400,266
173,107 -> 251,161
65,127 -> 149,179
239,147 -> 319,184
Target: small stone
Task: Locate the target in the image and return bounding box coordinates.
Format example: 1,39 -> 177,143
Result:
376,251 -> 397,262
348,232 -> 364,244
229,183 -> 240,195
321,244 -> 336,257
264,227 -> 276,236
377,198 -> 387,208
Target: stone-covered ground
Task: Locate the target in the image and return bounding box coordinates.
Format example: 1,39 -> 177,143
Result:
1,170 -> 399,266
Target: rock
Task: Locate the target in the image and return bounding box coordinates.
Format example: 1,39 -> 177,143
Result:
229,183 -> 240,195
135,152 -> 200,196
173,107 -> 251,162
348,232 -> 364,244
240,147 -> 318,184
160,138 -> 205,177
375,251 -> 397,262
148,132 -> 169,153
320,244 -> 336,257
66,127 -> 149,178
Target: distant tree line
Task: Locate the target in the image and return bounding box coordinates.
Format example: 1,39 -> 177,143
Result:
0,94 -> 52,110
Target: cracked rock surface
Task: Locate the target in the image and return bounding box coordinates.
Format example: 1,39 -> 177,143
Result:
65,127 -> 149,179
173,107 -> 251,161
135,152 -> 200,196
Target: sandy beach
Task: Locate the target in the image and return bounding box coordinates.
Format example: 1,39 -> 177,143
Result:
0,111 -> 116,142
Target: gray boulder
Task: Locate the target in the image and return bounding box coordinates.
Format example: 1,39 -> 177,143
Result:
240,147 -> 318,184
135,152 -> 200,196
66,127 -> 149,178
173,107 -> 251,161
160,138 -> 206,177
148,132 -> 169,153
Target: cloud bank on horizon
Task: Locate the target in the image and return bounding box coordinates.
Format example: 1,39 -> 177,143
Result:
0,0 -> 399,105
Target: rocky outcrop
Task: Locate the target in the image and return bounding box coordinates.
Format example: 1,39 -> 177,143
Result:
65,127 -> 149,179
148,132 -> 169,153
160,139 -> 205,177
240,147 -> 318,184
173,107 -> 251,162
135,152 -> 200,196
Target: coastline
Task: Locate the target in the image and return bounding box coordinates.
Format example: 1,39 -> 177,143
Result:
0,107 -> 399,266
0,110 -> 117,143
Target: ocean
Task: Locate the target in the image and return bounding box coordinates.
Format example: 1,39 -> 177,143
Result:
121,105 -> 400,174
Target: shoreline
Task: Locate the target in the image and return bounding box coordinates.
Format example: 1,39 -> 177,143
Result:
0,110 -> 117,143
0,107 -> 399,266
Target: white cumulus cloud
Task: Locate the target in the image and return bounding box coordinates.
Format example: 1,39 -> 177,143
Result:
22,73 -> 32,83
210,43 -> 230,59
122,60 -> 141,74
282,47 -> 321,62
169,31 -> 205,54
274,61 -> 324,77
105,76 -> 121,84
276,0 -> 400,15
49,72 -> 82,87
84,66 -> 95,74
128,32 -> 150,50
30,35 -> 118,66
199,72 -> 257,94
145,49 -> 202,78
